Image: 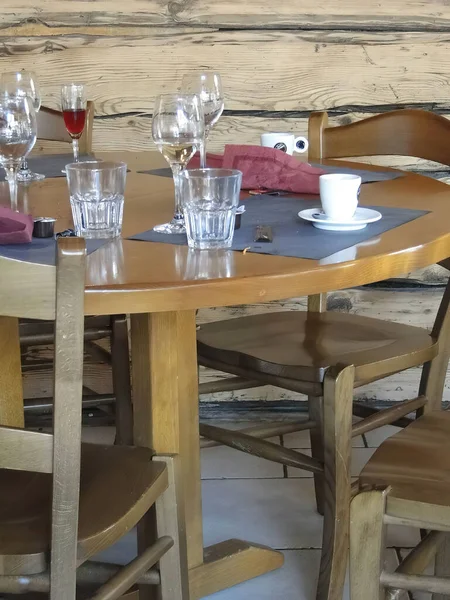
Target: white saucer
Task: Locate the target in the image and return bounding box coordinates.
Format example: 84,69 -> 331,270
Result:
298,207 -> 382,231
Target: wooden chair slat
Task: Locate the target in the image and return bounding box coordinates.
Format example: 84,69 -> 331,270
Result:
0,427 -> 53,473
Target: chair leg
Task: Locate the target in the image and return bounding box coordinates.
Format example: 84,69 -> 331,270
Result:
111,315 -> 134,445
154,455 -> 190,600
308,396 -> 325,515
434,533 -> 450,600
317,364 -> 355,600
350,489 -> 388,600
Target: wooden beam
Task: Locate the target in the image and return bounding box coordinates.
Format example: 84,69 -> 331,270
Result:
2,1 -> 450,31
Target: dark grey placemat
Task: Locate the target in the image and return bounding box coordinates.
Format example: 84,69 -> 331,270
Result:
129,195 -> 428,261
139,164 -> 403,184
0,237 -> 108,266
0,154 -> 95,181
310,162 -> 404,183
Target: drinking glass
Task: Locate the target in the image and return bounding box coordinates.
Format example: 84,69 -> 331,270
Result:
180,168 -> 242,250
152,94 -> 204,234
66,161 -> 127,239
61,83 -> 87,162
181,72 -> 224,168
0,71 -> 43,181
0,95 -> 37,211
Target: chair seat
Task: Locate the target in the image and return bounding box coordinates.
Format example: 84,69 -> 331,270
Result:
0,443 -> 167,575
360,412 -> 450,508
197,311 -> 437,383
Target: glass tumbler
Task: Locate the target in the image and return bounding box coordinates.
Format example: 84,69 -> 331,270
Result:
180,168 -> 242,250
66,161 -> 127,239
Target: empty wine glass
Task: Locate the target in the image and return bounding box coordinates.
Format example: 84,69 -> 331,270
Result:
61,83 -> 87,163
0,71 -> 43,181
181,72 -> 224,168
0,95 -> 37,211
152,94 -> 204,234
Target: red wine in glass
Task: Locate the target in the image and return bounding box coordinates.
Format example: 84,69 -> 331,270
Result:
63,108 -> 86,138
61,83 -> 87,162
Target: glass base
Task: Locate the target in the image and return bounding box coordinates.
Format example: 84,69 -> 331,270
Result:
17,169 -> 45,182
187,240 -> 233,250
153,220 -> 186,234
76,229 -> 121,239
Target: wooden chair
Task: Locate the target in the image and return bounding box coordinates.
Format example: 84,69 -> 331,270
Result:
350,411 -> 450,599
196,109 -> 450,600
0,238 -> 189,600
24,101 -> 133,444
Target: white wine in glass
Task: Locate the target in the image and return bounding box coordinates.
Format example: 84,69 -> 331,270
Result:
157,140 -> 196,165
181,72 -> 224,168
152,94 -> 204,234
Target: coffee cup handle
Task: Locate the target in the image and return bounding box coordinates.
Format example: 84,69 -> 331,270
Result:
293,136 -> 309,154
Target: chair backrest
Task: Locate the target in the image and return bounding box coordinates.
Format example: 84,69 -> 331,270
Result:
307,109 -> 450,408
308,109 -> 450,167
38,101 -> 95,154
0,238 -> 86,600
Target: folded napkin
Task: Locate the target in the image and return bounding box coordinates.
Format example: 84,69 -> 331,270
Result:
0,206 -> 33,244
189,145 -> 325,194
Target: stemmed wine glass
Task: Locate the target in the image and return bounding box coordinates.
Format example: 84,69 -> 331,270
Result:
0,71 -> 43,181
0,95 -> 37,211
61,83 -> 87,162
152,94 -> 204,234
181,72 -> 224,168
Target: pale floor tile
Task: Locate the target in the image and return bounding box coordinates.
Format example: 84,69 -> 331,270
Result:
202,478 -> 323,549
201,445 -> 284,479
364,424 -> 401,447
288,447 -> 377,478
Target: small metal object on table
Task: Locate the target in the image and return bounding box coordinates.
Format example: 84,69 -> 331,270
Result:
33,218 -> 56,238
254,225 -> 273,243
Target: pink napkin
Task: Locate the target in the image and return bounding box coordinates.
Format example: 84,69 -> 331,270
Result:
189,145 -> 325,194
0,206 -> 33,244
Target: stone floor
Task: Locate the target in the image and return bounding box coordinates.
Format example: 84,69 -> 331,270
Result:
84,422 -> 426,600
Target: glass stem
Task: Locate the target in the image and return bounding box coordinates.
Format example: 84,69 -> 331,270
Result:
171,164 -> 184,223
21,158 -> 29,172
200,138 -> 207,169
72,138 -> 80,162
6,166 -> 19,212
200,128 -> 210,169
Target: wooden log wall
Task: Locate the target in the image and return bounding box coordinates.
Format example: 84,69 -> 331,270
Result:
5,0 -> 450,409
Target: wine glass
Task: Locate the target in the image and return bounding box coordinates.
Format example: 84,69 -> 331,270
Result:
181,72 -> 224,168
0,71 -> 43,181
61,83 -> 87,162
152,94 -> 204,234
0,95 -> 37,211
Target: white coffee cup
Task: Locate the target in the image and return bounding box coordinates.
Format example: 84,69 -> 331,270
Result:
319,173 -> 361,221
260,132 -> 309,155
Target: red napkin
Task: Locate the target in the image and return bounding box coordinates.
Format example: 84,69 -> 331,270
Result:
189,145 -> 325,194
0,206 -> 33,244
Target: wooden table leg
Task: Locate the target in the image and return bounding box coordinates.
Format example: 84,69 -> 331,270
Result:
130,310 -> 283,599
317,364 -> 355,600
0,316 -> 24,427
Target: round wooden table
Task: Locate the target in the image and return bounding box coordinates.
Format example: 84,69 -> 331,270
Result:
2,151 -> 450,599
